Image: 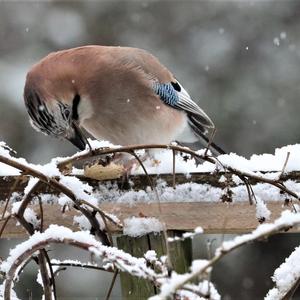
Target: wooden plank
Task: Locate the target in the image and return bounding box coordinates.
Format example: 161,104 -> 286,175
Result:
0,202 -> 293,238
0,173 -> 297,239
2,171 -> 300,202
0,204 -> 77,238
100,201 -> 289,233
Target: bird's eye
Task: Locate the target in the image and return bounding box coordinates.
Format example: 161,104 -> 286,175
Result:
171,81 -> 181,92
58,102 -> 71,121
72,94 -> 81,120
64,108 -> 71,120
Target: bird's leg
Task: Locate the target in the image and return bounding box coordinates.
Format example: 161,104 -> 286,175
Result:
114,150 -> 151,176
112,153 -> 138,174
86,139 -> 93,153
121,151 -> 153,189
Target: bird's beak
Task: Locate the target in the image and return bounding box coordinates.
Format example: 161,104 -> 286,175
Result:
66,123 -> 87,150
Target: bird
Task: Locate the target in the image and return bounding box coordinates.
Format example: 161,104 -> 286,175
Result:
23,45 -> 225,157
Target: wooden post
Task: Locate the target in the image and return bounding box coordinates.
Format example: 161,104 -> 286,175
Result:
117,235 -> 156,299
168,231 -> 192,274
117,231 -> 192,299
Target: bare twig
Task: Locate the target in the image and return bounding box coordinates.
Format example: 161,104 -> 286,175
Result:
43,251 -> 57,300
0,215 -> 12,238
105,269 -> 119,300
38,196 -> 44,232
154,212 -> 300,299
282,277 -> 300,300
37,251 -> 53,300
242,176 -> 254,205
181,286 -> 211,299
226,166 -> 300,201
78,199 -> 113,246
4,143 -> 300,300
2,234 -> 160,299
12,212 -> 53,300
57,144 -> 216,171
4,211 -> 300,300
280,151 -> 291,179
50,261 -> 114,273
17,180 -> 42,218
78,199 -> 122,229
0,155 -> 112,297
204,127 -> 217,157
128,150 -> 154,187
0,154 -> 109,244
212,156 -> 254,205
172,149 -> 176,189
1,176 -> 24,219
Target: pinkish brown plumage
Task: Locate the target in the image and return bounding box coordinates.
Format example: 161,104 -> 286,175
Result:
24,45 -> 221,153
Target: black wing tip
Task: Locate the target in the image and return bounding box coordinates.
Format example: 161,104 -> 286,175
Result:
188,117 -> 226,155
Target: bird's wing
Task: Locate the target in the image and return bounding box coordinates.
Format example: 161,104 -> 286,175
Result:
153,80 -> 215,133
115,47 -> 224,152
116,47 -> 214,132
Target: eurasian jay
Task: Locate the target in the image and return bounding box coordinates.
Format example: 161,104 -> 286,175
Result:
24,46 -> 224,155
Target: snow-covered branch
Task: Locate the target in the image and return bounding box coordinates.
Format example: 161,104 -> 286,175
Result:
152,210 -> 300,300
1,141 -> 300,299
1,225 -> 164,299
265,245 -> 300,299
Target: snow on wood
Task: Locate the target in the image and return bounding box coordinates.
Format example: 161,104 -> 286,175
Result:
2,141 -> 300,212
136,143 -> 300,174
1,139 -> 300,238
123,217 -> 164,237
168,226 -> 203,242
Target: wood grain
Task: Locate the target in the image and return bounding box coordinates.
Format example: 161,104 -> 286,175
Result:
0,201 -> 293,238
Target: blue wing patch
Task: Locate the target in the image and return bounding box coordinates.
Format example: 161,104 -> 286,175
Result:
153,81 -> 215,129
153,82 -> 179,106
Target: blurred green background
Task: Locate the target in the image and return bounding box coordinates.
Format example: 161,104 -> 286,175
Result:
1,1 -> 300,299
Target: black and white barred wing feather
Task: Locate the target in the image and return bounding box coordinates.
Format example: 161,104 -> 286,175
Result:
153,80 -> 226,155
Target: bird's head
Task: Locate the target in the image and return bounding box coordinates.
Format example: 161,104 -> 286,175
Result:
23,67 -> 88,151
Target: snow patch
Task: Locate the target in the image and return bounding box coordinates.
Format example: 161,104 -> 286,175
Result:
255,197 -> 271,221
265,245 -> 300,300
123,217 -> 164,237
